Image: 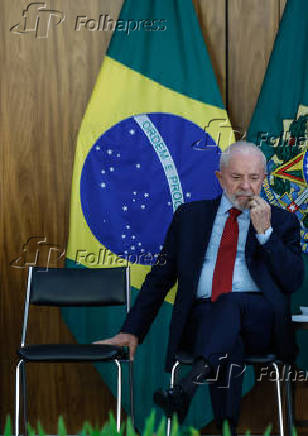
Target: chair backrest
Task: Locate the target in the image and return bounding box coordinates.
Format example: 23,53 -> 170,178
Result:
29,267 -> 128,306
20,266 -> 130,347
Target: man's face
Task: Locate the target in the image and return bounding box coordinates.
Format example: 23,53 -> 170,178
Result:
216,151 -> 266,210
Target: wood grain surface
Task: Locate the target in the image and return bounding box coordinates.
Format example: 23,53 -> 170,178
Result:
1,0 -> 307,434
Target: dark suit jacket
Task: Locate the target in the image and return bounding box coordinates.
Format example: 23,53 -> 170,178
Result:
122,196 -> 304,370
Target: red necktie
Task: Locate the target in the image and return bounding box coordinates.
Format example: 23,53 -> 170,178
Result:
211,207 -> 242,302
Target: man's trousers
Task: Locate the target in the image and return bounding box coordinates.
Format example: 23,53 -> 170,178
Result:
180,291 -> 275,427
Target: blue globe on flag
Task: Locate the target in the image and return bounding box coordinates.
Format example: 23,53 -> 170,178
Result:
80,112 -> 222,265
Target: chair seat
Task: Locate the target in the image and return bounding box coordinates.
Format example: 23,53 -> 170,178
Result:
244,354 -> 280,364
18,344 -> 128,362
174,351 -> 280,366
174,351 -> 194,365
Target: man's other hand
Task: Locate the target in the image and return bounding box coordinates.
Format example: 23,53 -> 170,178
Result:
248,196 -> 271,234
93,333 -> 139,361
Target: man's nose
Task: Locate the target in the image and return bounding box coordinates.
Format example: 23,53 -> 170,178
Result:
239,178 -> 251,190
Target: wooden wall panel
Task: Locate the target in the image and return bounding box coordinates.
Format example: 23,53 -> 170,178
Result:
0,0 -> 124,432
280,0 -> 287,18
1,0 -> 307,434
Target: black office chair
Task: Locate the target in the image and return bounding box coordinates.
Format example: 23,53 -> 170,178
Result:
167,351 -> 292,436
15,266 -> 133,436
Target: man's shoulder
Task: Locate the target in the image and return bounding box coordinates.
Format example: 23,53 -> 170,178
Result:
175,196 -> 221,217
270,203 -> 297,219
270,203 -> 300,227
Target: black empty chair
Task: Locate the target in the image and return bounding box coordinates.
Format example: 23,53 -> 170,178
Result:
15,266 -> 133,435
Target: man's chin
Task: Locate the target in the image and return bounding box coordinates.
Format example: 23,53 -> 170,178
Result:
228,195 -> 250,211
223,191 -> 252,210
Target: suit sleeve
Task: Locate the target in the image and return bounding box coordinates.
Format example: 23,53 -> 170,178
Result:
259,212 -> 304,294
120,207 -> 180,343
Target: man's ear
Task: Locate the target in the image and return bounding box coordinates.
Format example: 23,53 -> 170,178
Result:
216,170 -> 222,186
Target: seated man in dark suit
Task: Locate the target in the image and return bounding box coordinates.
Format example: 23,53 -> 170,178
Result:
95,141 -> 304,434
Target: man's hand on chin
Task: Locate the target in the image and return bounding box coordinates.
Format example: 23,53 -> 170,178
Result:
248,196 -> 271,234
93,332 -> 139,361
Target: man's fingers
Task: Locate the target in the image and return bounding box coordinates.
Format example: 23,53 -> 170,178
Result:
249,196 -> 271,234
251,196 -> 268,207
129,351 -> 134,360
251,195 -> 261,203
93,334 -> 127,347
93,338 -> 116,345
249,196 -> 267,210
92,333 -> 139,361
248,198 -> 258,209
129,342 -> 137,360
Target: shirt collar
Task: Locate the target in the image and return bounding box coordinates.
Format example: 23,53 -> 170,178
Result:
220,193 -> 233,214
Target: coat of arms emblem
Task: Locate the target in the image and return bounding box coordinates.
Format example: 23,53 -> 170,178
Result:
256,104 -> 308,253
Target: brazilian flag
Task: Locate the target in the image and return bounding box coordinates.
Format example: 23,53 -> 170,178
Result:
64,0 -> 254,430
247,0 -> 308,370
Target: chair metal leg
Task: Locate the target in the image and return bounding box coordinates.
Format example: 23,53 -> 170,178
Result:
129,360 -> 135,429
15,360 -> 23,436
167,361 -> 180,436
170,361 -> 180,389
273,362 -> 284,436
115,360 -> 122,433
285,364 -> 295,436
22,362 -> 28,436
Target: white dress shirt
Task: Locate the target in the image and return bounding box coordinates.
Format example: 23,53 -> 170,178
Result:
197,194 -> 272,298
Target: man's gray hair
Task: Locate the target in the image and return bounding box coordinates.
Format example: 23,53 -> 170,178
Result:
219,141 -> 266,171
